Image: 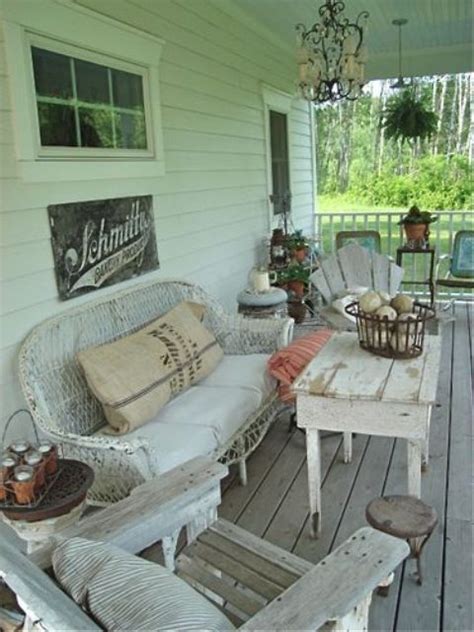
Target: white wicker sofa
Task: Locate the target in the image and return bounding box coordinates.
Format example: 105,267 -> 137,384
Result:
19,279 -> 293,505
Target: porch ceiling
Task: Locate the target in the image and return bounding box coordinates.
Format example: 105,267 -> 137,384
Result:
233,0 -> 473,79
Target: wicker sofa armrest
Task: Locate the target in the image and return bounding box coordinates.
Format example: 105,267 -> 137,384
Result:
39,424 -> 149,455
216,315 -> 294,355
241,527 -> 409,631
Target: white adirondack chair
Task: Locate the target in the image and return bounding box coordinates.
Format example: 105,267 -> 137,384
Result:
310,243 -> 404,330
0,457 -> 409,632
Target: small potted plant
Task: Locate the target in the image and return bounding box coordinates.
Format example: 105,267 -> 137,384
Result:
281,262 -> 310,297
398,205 -> 438,245
286,230 -> 309,263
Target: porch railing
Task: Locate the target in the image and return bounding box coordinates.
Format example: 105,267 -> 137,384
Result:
315,210 -> 473,300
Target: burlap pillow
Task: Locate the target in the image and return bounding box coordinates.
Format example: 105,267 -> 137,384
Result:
77,301 -> 223,434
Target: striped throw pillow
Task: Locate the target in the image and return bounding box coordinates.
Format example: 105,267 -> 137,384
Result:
267,330 -> 333,402
52,537 -> 234,631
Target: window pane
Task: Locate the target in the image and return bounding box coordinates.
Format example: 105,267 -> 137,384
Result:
115,112 -> 147,149
32,47 -> 73,99
112,69 -> 144,109
37,102 -> 77,146
269,111 -> 290,215
79,108 -> 114,147
270,111 -> 288,160
75,59 -> 110,104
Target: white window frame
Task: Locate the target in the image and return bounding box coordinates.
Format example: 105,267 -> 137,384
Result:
262,84 -> 294,230
2,0 -> 165,182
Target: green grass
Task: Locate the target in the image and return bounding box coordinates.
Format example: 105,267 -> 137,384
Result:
316,195 -> 473,297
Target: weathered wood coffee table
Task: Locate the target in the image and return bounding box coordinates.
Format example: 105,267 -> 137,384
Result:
293,332 -> 442,537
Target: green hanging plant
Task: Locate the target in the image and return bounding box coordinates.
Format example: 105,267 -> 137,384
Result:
383,90 -> 437,143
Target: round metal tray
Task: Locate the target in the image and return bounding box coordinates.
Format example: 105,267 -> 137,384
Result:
1,459 -> 94,522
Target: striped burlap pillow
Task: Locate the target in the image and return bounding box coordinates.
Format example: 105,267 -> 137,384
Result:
52,537 -> 234,631
77,301 -> 224,434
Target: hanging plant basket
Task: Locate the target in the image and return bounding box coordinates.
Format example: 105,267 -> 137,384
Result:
383,90 -> 437,143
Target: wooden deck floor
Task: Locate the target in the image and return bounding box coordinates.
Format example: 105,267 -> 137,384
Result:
219,302 -> 473,632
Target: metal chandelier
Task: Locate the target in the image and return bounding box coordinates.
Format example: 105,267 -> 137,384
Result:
296,0 -> 369,104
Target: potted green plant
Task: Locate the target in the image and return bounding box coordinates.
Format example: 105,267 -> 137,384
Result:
398,205 -> 438,243
286,230 -> 309,263
383,90 -> 437,143
280,262 -> 310,297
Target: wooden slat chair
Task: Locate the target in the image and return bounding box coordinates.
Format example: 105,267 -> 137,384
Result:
310,243 -> 404,330
335,230 -> 382,253
436,230 -> 474,298
1,457 -> 409,632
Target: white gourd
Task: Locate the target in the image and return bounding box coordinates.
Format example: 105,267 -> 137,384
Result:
390,331 -> 415,353
359,291 -> 382,313
391,294 -> 414,314
375,305 -> 397,321
396,312 -> 417,332
378,291 -> 392,306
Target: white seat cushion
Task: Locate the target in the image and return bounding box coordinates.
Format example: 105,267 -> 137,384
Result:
53,537 -> 234,631
126,386 -> 262,474
125,417 -> 219,474
199,354 -> 275,402
99,354 -> 275,474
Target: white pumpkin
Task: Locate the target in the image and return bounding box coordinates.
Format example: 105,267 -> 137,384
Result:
378,291 -> 392,306
367,326 -> 390,349
396,312 -> 418,332
390,331 -> 415,353
359,291 -> 382,314
375,305 -> 397,321
391,294 -> 414,314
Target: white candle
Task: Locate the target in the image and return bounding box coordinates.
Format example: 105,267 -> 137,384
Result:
343,34 -> 358,55
356,45 -> 368,64
296,45 -> 309,64
254,271 -> 270,293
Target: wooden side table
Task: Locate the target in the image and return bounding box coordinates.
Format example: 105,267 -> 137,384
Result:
293,332 -> 442,537
396,247 -> 436,306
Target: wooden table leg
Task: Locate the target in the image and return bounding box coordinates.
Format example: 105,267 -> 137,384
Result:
343,432 -> 352,463
407,440 -> 422,498
306,428 -> 322,538
422,406 -> 432,472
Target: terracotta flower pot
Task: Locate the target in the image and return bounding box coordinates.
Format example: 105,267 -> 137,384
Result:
288,300 -> 306,324
287,280 -> 305,297
404,223 -> 427,242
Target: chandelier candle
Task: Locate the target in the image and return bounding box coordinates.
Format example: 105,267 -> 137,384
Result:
296,0 -> 369,104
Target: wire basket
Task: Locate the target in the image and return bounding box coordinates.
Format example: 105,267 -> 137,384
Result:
1,409 -> 61,509
345,301 -> 435,359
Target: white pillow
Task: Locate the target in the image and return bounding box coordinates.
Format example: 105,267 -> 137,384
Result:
335,285 -> 369,299
53,537 -> 234,631
331,295 -> 357,323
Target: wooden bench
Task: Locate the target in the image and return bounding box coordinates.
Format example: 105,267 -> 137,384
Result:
1,457 -> 409,631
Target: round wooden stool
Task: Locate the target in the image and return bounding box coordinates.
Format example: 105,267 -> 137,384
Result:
366,495 -> 438,587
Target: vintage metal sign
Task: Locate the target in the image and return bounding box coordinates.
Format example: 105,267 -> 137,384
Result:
48,195 -> 159,300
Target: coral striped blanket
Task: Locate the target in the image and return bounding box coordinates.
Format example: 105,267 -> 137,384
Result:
267,330 -> 333,402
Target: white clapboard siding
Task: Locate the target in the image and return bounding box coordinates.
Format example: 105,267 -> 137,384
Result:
0,0 -> 315,436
